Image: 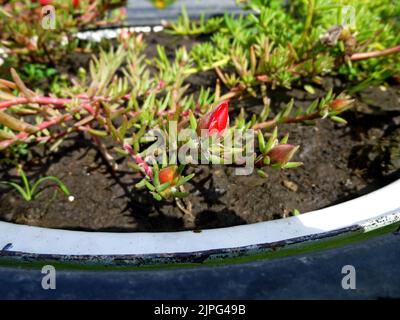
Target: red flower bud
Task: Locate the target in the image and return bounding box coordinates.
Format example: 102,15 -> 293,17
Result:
39,0 -> 52,5
268,144 -> 299,165
72,0 -> 80,9
329,98 -> 354,112
198,101 -> 229,136
159,166 -> 179,185
256,75 -> 269,82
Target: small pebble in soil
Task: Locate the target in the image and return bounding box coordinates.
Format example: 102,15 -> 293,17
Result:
68,195 -> 75,202
345,179 -> 353,187
283,180 -> 299,192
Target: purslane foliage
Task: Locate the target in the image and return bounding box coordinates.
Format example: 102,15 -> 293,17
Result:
0,33 -> 353,206
0,0 -> 398,216
168,0 -> 399,95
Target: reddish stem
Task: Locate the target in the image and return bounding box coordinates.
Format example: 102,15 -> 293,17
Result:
0,97 -> 73,110
0,114 -> 72,149
0,94 -> 132,111
350,45 -> 400,61
36,130 -> 70,143
123,143 -> 153,179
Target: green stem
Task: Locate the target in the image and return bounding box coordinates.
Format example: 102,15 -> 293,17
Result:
301,0 -> 316,43
252,110 -> 321,130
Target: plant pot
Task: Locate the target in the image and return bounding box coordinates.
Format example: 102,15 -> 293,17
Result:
1,179 -> 399,269
1,25 -> 399,269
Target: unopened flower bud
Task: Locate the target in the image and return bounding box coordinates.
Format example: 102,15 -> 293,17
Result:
72,0 -> 80,9
198,101 -> 229,136
329,98 -> 354,113
39,0 -> 52,5
159,166 -> 179,185
256,75 -> 269,82
268,144 -> 299,166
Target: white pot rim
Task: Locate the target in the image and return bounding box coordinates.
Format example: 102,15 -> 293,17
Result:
0,179 -> 399,258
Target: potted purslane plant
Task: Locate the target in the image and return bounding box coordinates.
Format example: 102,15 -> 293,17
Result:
0,0 -> 399,267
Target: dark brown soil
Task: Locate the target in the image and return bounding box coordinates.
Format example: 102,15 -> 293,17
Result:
0,33 -> 399,232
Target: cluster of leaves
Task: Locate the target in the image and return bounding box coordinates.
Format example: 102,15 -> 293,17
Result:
0,30 -> 354,212
20,63 -> 57,83
164,6 -> 224,36
1,0 -> 398,220
0,0 -> 127,65
168,0 -> 400,96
